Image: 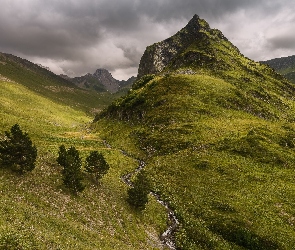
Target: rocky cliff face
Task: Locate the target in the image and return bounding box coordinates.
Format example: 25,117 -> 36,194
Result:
67,69 -> 136,93
137,14 -> 237,78
93,69 -> 120,93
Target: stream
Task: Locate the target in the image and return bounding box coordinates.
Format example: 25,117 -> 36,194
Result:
103,141 -> 179,250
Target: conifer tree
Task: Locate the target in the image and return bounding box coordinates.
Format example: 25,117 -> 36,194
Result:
57,145 -> 84,194
0,124 -> 37,174
57,145 -> 67,167
127,170 -> 150,210
85,151 -> 109,184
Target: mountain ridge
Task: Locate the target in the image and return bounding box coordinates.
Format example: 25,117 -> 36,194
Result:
0,52 -> 120,113
137,14 -> 239,78
0,53 -> 165,248
0,73 -> 165,250
261,55 -> 295,83
62,68 -> 136,93
2,13 -> 295,250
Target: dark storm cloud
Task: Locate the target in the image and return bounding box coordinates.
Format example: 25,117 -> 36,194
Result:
0,0 -> 294,79
0,1 -> 103,59
268,35 -> 295,50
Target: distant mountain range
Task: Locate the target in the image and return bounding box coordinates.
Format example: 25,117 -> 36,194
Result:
0,51 -> 135,96
261,55 -> 295,83
0,52 -> 129,112
61,69 -> 136,93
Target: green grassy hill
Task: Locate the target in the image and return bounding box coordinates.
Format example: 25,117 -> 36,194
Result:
261,55 -> 295,83
0,53 -> 119,113
0,63 -> 167,248
95,16 -> 295,249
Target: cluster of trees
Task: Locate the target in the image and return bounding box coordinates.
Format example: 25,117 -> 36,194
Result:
56,145 -> 110,194
57,145 -> 151,210
0,124 -> 150,209
0,124 -> 110,194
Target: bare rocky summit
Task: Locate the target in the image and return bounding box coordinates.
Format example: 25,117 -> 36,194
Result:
93,69 -> 120,93
65,69 -> 136,93
137,14 -> 207,77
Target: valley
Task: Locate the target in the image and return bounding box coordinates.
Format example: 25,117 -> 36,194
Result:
0,63 -> 167,249
1,13 -> 295,250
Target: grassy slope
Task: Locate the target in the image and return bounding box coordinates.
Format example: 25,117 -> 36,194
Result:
0,79 -> 167,249
261,56 -> 295,83
95,22 -> 295,248
0,53 -> 117,113
96,73 -> 295,249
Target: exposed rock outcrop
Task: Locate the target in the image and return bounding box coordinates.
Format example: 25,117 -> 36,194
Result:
66,69 -> 136,93
92,69 -> 120,93
137,14 -> 237,78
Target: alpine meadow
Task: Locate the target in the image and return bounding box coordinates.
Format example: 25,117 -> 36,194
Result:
1,14 -> 295,250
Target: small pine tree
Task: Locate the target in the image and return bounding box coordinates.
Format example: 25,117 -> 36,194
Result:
57,145 -> 67,167
57,145 -> 84,194
0,124 -> 37,174
85,151 -> 109,184
127,170 -> 150,210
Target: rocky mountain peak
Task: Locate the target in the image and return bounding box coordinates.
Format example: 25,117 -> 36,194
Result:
137,14 -> 231,78
94,68 -> 112,78
92,69 -> 119,93
184,14 -> 209,34
68,68 -> 136,93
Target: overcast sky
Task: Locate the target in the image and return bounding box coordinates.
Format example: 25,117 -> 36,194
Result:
0,0 -> 295,80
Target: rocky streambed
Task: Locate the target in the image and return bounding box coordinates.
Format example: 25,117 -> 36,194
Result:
103,141 -> 179,249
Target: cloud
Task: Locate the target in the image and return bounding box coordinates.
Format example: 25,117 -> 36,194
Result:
0,0 -> 294,79
268,35 -> 295,50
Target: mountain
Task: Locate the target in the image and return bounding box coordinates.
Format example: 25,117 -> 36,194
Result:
261,55 -> 295,83
65,69 -> 136,93
119,75 -> 137,89
138,14 -> 239,78
72,69 -> 119,93
96,15 -> 295,249
0,52 -> 118,113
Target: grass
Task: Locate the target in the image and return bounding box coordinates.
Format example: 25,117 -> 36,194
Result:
0,79 -> 168,249
0,53 -> 119,114
96,71 -> 295,249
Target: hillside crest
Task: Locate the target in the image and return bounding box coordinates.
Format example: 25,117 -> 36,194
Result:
137,14 -> 233,78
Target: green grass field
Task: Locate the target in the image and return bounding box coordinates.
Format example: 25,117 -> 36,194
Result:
0,79 -> 168,249
96,72 -> 295,249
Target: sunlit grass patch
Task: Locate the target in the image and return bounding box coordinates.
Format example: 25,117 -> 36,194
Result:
0,79 -> 168,249
95,69 -> 295,248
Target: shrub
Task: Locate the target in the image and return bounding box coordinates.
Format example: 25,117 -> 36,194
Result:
57,145 -> 84,194
57,144 -> 67,166
127,170 -> 150,210
85,151 -> 109,184
0,124 -> 37,174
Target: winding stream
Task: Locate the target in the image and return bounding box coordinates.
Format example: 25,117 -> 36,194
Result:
103,141 -> 179,249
